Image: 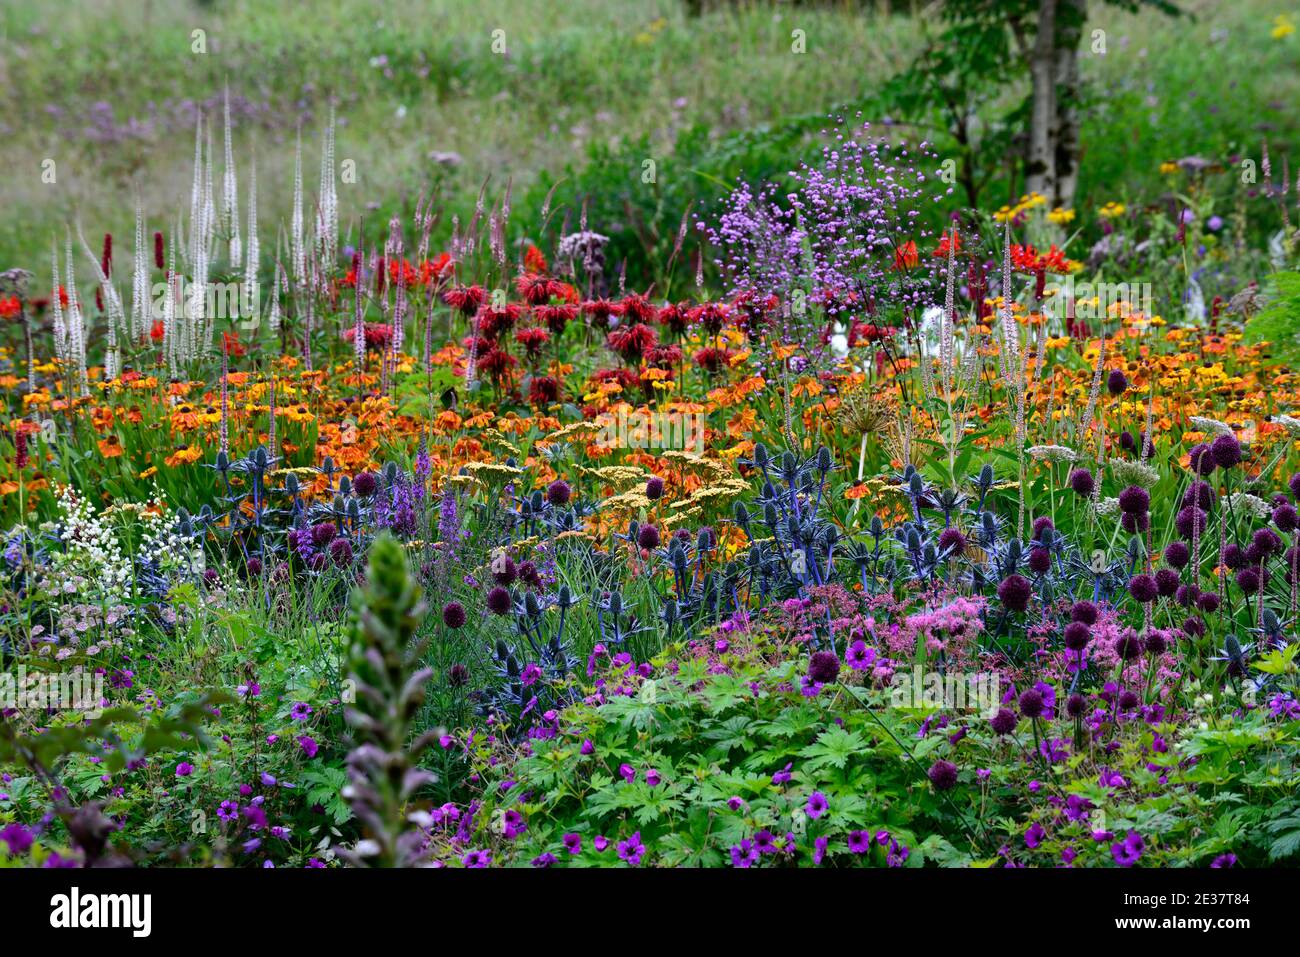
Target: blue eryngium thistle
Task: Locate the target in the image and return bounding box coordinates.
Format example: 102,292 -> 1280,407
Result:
338,533 -> 438,868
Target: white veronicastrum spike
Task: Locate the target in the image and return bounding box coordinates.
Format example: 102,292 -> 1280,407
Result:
131,195 -> 149,340
245,156 -> 259,296
999,223 -> 1021,387
222,83 -> 242,267
164,224 -> 179,375
51,237 -> 67,364
317,104 -> 338,264
188,111 -> 203,269
291,123 -> 305,283
77,223 -> 126,380
940,230 -> 956,395
64,231 -> 89,396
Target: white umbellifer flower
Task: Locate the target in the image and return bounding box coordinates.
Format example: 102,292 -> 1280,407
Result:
1027,444 -> 1077,463
1188,416 -> 1233,436
1274,414 -> 1300,439
1110,459 -> 1160,489
1224,492 -> 1272,520
1094,497 -> 1120,518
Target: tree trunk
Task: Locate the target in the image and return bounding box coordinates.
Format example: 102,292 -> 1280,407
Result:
1052,0 -> 1087,209
1025,0 -> 1058,200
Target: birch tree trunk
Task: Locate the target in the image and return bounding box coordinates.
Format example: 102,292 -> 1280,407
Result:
1025,0 -> 1059,200
1052,0 -> 1087,209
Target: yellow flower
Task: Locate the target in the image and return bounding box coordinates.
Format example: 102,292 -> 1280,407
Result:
1099,201 -> 1127,219
1272,14 -> 1295,39
1159,161 -> 1179,175
1048,207 -> 1076,225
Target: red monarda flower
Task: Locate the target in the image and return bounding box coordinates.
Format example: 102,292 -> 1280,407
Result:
688,303 -> 728,335
514,326 -> 551,358
590,367 -> 640,392
477,348 -> 517,380
515,273 -> 553,305
535,304 -> 577,336
444,284 -> 487,316
619,293 -> 656,324
692,346 -> 734,374
150,320 -> 165,342
582,299 -> 623,324
656,302 -> 690,336
476,303 -> 523,340
528,374 -> 560,406
606,323 -> 657,363
339,323 -> 393,351
645,343 -> 683,369
0,296 -> 20,319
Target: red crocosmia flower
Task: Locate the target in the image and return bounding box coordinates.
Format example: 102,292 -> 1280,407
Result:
535,304 -> 577,336
387,258 -> 420,288
150,320 -> 166,342
932,230 -> 961,258
692,346 -> 734,374
419,253 -> 453,285
688,302 -> 729,335
851,322 -> 895,345
606,323 -> 658,363
528,374 -> 560,406
222,331 -> 246,357
619,293 -> 656,324
56,286 -> 70,308
656,302 -> 690,336
444,284 -> 487,316
523,243 -> 548,275
549,280 -> 579,303
1011,243 -> 1072,275
515,273 -> 553,305
514,326 -> 551,358
0,296 -> 20,319
582,299 -> 623,324
893,240 -> 919,271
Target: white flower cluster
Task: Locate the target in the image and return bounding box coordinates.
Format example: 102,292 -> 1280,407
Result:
139,504 -> 205,581
1109,458 -> 1161,489
1027,444 -> 1077,464
1188,416 -> 1234,437
51,487 -> 133,605
1223,492 -> 1272,520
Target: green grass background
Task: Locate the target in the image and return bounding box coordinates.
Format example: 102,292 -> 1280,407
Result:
0,0 -> 1296,287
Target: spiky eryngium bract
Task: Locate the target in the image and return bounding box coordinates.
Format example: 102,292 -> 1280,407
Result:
337,532 -> 438,868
